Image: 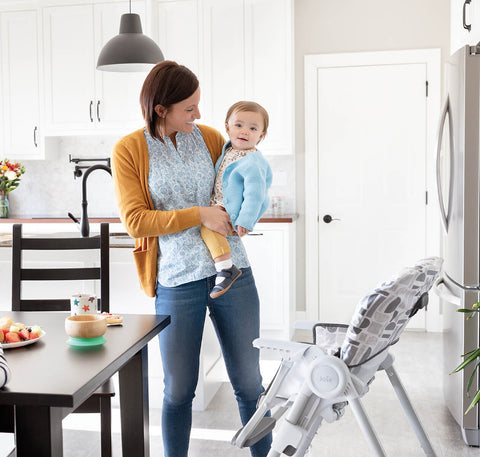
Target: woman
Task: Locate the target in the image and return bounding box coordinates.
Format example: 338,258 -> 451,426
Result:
111,61 -> 272,457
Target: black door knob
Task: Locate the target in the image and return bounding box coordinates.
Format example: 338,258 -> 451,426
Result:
323,214 -> 340,223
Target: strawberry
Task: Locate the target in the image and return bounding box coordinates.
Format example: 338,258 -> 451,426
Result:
2,329 -> 9,337
29,332 -> 40,340
5,332 -> 21,343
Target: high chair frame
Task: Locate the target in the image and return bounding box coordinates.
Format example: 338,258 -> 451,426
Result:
232,257 -> 442,457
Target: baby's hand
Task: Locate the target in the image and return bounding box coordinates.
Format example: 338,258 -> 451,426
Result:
237,226 -> 250,237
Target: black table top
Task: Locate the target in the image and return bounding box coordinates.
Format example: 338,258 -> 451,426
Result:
0,312 -> 170,409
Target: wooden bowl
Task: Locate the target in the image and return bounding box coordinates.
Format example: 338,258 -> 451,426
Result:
65,314 -> 107,339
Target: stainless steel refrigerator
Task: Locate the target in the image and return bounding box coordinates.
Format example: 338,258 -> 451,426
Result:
435,44 -> 480,446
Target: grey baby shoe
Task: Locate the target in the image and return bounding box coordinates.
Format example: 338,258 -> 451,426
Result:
210,265 -> 242,299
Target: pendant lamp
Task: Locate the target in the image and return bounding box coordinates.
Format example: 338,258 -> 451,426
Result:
96,1 -> 164,72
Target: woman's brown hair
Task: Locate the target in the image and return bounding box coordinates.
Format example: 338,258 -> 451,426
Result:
140,61 -> 199,140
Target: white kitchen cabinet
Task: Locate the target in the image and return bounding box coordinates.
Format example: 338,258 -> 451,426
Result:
109,246 -> 222,411
0,246 -> 11,311
154,0 -> 293,155
243,222 -> 296,340
0,8 -> 43,159
203,0 -> 293,155
451,0 -> 480,54
43,1 -> 146,134
154,0 -> 200,76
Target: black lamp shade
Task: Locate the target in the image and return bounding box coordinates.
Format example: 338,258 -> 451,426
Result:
96,13 -> 164,72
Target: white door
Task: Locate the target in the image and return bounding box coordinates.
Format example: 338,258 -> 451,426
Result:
305,50 -> 441,329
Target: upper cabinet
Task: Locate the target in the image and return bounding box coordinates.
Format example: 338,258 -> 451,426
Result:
451,0 -> 480,54
154,0 -> 294,155
0,8 -> 43,159
0,0 -> 293,153
43,1 -> 146,135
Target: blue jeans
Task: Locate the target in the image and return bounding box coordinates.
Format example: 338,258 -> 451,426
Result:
155,267 -> 272,457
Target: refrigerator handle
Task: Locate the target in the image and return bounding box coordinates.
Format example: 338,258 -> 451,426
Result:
433,277 -> 461,307
436,95 -> 454,233
463,0 -> 472,32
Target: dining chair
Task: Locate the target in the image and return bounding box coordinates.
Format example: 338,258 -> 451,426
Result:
10,222 -> 114,457
232,257 -> 442,457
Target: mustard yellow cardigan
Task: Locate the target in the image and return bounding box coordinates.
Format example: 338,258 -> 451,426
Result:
111,124 -> 225,297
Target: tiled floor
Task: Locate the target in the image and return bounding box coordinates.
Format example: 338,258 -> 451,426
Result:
1,331 -> 479,456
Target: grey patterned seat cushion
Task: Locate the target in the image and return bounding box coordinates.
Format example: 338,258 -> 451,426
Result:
341,257 -> 442,367
314,257 -> 442,370
313,323 -> 348,356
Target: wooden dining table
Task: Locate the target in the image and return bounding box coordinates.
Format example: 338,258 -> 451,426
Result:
0,311 -> 170,456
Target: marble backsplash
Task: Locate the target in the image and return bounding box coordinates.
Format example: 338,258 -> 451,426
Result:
7,134 -> 295,219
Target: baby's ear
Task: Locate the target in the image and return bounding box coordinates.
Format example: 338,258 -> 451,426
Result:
225,123 -> 230,134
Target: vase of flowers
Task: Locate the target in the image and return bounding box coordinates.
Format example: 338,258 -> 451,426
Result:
0,159 -> 26,218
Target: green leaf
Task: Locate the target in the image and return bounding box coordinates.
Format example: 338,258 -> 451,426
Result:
465,389 -> 480,414
461,349 -> 478,357
451,348 -> 480,373
467,359 -> 480,392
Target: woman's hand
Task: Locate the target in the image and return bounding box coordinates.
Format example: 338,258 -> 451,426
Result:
236,226 -> 250,237
199,206 -> 232,236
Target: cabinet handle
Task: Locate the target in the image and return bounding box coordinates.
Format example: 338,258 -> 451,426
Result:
96,100 -> 101,122
89,100 -> 94,122
247,232 -> 264,236
464,0 -> 472,32
33,126 -> 38,148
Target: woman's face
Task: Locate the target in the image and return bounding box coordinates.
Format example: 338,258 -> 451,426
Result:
158,87 -> 201,137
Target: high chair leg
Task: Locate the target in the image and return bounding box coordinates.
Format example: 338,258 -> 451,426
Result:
349,397 -> 387,457
384,363 -> 437,456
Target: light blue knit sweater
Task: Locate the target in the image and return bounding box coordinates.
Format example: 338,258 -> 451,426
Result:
215,141 -> 272,231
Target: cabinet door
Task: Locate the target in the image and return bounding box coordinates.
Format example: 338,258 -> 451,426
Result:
242,224 -> 294,339
43,4 -> 96,132
450,0 -> 480,54
155,0 -> 200,75
1,10 -> 43,159
245,0 -> 293,155
109,248 -> 156,314
0,248 -> 12,311
94,1 -> 146,131
202,0 -> 245,132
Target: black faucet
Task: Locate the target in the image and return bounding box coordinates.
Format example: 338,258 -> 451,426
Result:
79,164 -> 112,237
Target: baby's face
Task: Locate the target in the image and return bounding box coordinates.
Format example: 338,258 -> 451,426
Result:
225,111 -> 265,150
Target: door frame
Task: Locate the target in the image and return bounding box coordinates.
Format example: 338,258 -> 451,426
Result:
304,48 -> 442,331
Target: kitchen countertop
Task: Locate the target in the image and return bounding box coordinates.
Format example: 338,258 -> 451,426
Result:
0,215 -> 297,248
0,215 -> 297,224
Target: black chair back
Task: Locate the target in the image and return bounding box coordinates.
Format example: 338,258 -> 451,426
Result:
11,223 -> 110,312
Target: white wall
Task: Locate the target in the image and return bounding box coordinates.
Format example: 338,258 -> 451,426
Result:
294,0 -> 450,312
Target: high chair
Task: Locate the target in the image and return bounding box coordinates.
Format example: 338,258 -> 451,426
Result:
232,257 -> 442,457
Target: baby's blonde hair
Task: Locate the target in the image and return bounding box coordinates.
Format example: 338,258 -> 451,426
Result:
225,101 -> 269,134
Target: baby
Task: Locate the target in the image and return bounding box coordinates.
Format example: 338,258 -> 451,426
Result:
201,101 -> 272,298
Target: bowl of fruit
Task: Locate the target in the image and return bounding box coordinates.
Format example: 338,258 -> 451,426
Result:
0,316 -> 44,348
